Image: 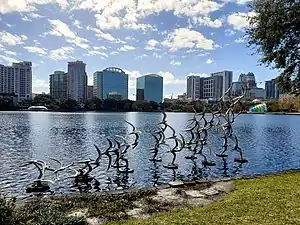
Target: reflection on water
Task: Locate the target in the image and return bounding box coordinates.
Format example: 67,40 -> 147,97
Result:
0,111 -> 300,197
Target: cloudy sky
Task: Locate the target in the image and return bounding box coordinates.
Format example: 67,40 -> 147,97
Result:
0,0 -> 278,99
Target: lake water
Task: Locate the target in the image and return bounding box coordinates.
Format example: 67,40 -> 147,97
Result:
1,111 -> 300,197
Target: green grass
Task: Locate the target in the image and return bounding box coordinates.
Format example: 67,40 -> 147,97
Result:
107,172 -> 300,225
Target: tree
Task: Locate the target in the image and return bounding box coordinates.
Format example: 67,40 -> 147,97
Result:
149,101 -> 159,110
246,0 -> 300,95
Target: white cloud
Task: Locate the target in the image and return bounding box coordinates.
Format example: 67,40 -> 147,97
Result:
170,60 -> 181,66
192,16 -> 223,28
0,31 -> 25,46
227,12 -> 256,30
49,46 -> 74,60
20,35 -> 28,41
66,36 -> 90,49
158,71 -> 186,85
32,75 -> 49,93
28,12 -> 44,18
72,0 -> 223,32
4,50 -> 17,56
188,72 -> 210,77
22,16 -> 32,22
225,29 -> 236,36
93,46 -> 107,50
136,54 -> 148,59
85,51 -> 108,58
162,28 -> 214,51
86,26 -> 119,42
234,0 -> 252,5
48,20 -> 89,49
33,40 -> 40,45
145,39 -> 159,50
119,45 -> 136,51
73,19 -> 83,29
206,58 -> 214,64
0,0 -> 68,14
153,52 -> 162,59
214,44 -> 222,49
234,37 -> 246,43
110,51 -> 119,55
0,54 -> 17,64
48,19 -> 76,38
24,46 -> 47,55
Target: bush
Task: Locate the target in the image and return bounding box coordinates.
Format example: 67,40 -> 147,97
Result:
0,193 -> 16,225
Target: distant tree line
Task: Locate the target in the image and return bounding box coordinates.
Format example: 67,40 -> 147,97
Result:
1,94 -> 300,113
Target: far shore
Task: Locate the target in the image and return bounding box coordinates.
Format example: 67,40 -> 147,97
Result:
1,109 -> 300,115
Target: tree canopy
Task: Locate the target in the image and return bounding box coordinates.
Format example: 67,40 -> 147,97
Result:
246,0 -> 300,95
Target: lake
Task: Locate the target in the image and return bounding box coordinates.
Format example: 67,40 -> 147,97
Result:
0,111 -> 300,197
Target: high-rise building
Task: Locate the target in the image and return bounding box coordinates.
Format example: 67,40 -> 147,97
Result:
0,61 -> 32,101
211,71 -> 233,100
186,76 -> 200,100
136,74 -> 163,103
93,67 -> 128,100
67,61 -> 87,103
239,72 -> 257,89
49,71 -> 68,101
87,85 -> 94,100
265,79 -> 282,99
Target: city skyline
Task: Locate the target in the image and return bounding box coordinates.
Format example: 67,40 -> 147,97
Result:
0,0 -> 279,100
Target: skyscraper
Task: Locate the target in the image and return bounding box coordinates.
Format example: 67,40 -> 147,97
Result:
265,79 -> 282,99
87,85 -> 94,100
136,74 -> 163,103
0,61 -> 32,101
93,67 -> 128,100
186,75 -> 200,100
239,72 -> 257,89
211,71 -> 233,100
49,71 -> 68,101
67,61 -> 87,103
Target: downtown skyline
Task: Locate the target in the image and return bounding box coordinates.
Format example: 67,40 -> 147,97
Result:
0,0 -> 280,100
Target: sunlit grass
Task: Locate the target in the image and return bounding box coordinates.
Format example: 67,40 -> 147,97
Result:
107,171 -> 300,225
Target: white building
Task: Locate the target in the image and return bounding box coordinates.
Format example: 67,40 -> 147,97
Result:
0,61 -> 32,102
67,61 -> 87,103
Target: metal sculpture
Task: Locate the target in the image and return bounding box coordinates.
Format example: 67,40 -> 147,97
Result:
21,88 -> 247,193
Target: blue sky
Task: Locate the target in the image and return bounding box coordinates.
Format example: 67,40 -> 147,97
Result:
0,0 -> 278,100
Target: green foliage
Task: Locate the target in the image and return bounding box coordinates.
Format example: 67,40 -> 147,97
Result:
0,193 -> 16,225
108,172 -> 300,225
246,0 -> 300,95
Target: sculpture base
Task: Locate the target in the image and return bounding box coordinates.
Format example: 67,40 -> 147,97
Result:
118,168 -> 134,173
149,158 -> 162,162
163,164 -> 178,169
202,161 -> 216,166
26,180 -> 50,193
234,158 -> 248,163
185,155 -> 197,160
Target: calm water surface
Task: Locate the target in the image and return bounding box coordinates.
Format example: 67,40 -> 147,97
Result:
0,111 -> 300,197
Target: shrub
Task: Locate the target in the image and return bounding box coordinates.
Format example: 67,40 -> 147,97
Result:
0,193 -> 16,225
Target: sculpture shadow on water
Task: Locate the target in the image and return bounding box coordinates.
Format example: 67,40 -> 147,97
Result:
21,86 -> 248,195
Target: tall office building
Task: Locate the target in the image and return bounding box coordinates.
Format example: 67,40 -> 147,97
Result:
87,85 -> 94,100
211,71 -> 233,100
67,61 -> 87,103
136,74 -> 163,103
49,71 -> 68,101
265,79 -> 282,99
93,67 -> 128,100
186,76 -> 200,100
239,72 -> 257,89
0,61 -> 32,101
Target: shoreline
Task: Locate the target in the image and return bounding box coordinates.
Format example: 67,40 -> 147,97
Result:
7,169 -> 300,225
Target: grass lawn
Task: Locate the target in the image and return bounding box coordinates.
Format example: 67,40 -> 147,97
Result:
107,171 -> 300,225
